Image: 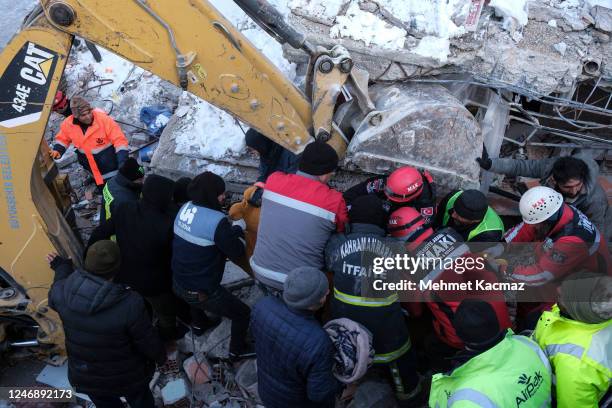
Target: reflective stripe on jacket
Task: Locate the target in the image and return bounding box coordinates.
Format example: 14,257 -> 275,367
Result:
534,304 -> 611,408
429,330 -> 552,408
505,204 -> 611,286
53,109 -> 128,185
325,223 -> 411,360
252,171 -> 348,289
441,190 -> 504,242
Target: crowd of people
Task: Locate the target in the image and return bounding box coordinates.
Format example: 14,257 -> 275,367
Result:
46,98 -> 611,408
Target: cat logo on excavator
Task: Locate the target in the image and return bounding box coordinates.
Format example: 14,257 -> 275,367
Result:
0,42 -> 57,128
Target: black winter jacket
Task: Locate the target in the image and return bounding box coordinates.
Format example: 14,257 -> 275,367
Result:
48,261 -> 166,396
251,296 -> 341,408
172,201 -> 245,293
325,223 -> 411,357
101,172 -> 141,220
88,199 -> 174,297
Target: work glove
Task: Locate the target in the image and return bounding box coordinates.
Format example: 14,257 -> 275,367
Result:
475,144 -> 492,170
49,150 -> 62,160
47,254 -> 72,271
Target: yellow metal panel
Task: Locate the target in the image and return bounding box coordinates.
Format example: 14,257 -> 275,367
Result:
42,0 -> 314,152
0,18 -> 75,359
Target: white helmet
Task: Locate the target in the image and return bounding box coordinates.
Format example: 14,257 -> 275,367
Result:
519,186 -> 564,224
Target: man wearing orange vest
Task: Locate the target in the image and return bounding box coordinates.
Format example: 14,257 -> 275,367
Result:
50,96 -> 129,187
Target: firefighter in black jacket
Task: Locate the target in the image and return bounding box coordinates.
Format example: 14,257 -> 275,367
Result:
325,195 -> 421,406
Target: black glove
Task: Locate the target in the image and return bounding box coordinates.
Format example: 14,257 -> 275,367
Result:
49,256 -> 72,271
476,144 -> 492,170
247,186 -> 264,208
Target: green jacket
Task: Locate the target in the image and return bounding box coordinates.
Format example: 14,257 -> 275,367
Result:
429,330 -> 552,408
534,304 -> 611,408
440,190 -> 504,242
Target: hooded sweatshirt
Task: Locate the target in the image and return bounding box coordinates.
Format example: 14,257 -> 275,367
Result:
48,262 -> 166,396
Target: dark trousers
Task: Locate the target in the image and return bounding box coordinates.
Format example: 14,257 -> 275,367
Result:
173,281 -> 250,352
387,349 -> 420,400
87,385 -> 154,408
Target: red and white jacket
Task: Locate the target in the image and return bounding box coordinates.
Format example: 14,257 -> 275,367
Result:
504,204 -> 611,286
251,171 -> 348,290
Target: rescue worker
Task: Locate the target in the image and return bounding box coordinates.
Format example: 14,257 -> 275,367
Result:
251,267 -> 341,408
50,96 -> 129,187
47,241 -> 166,408
52,90 -> 71,116
172,172 -> 253,358
429,299 -> 552,408
477,149 -> 610,239
434,189 -> 504,243
343,165 -> 436,226
172,177 -> 192,207
245,128 -> 299,183
325,195 -> 422,405
251,140 -> 348,292
101,157 -> 144,221
389,207 -> 512,369
504,186 -> 611,287
534,272 -> 612,408
89,175 -> 192,342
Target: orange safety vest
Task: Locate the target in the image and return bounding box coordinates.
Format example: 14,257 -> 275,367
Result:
54,109 -> 128,185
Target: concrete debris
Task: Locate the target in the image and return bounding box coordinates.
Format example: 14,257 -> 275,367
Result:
235,359 -> 260,401
160,378 -> 190,406
285,0 -> 612,95
553,41 -> 568,55
592,5 -> 612,31
351,379 -> 398,408
183,353 -> 212,385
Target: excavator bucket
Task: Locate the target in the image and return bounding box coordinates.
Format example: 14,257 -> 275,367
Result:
344,83 -> 483,192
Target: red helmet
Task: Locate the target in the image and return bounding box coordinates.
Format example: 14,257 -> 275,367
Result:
53,91 -> 68,112
387,207 -> 432,244
384,166 -> 424,203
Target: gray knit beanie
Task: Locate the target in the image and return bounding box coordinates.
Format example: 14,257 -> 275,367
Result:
283,267 -> 329,310
560,272 -> 612,324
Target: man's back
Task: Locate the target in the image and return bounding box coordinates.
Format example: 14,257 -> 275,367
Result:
109,201 -> 174,296
49,266 -> 165,396
252,172 -> 348,288
251,296 -> 338,408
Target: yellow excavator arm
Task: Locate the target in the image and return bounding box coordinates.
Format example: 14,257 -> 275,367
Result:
0,0 -> 482,360
0,0 -> 368,360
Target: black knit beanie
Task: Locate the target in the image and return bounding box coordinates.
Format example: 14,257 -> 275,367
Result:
245,128 -> 273,157
454,190 -> 488,221
85,240 -> 121,278
188,171 -> 226,210
119,158 -> 144,181
173,177 -> 192,206
142,174 -> 175,210
453,299 -> 501,347
349,195 -> 387,229
298,141 -> 338,176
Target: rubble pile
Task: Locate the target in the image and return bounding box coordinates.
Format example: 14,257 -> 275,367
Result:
285,0 -> 612,95
143,282 -> 266,408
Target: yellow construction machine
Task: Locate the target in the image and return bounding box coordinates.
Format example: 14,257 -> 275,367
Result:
0,0 -> 482,361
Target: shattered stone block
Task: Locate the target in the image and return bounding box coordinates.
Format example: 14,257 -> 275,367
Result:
161,378 -> 190,407
352,379 -> 398,408
183,353 -> 212,385
235,359 -> 260,401
203,319 -> 231,359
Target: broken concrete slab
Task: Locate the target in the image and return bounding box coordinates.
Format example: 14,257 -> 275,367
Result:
161,378 -> 189,406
